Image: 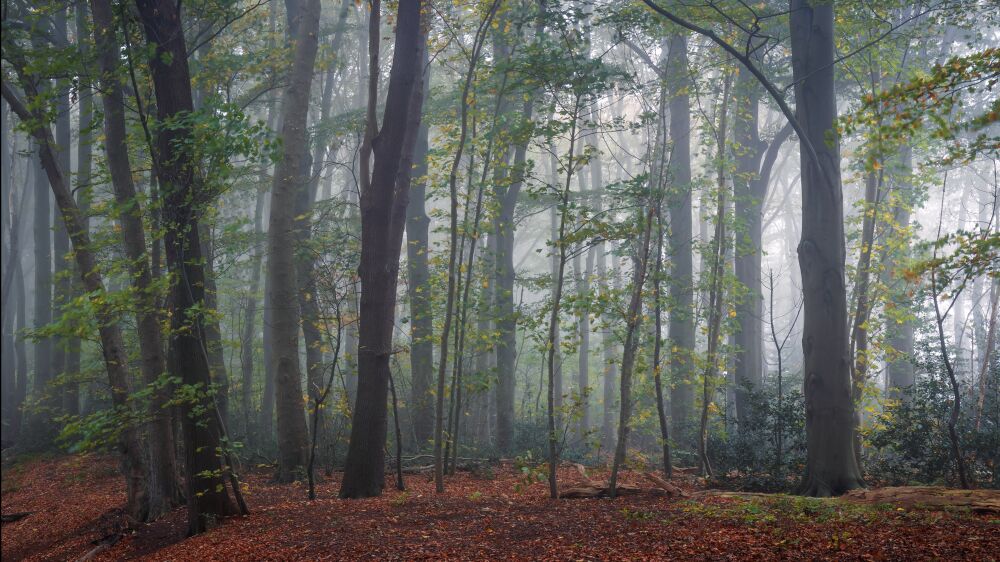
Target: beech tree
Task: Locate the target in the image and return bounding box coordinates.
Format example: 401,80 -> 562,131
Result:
133,0 -> 238,532
265,0 -> 320,483
340,0 -> 426,499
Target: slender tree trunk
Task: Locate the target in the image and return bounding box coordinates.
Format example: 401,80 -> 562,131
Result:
259,2 -> 280,447
975,284 -> 999,429
732,71 -> 765,426
200,226 -> 230,427
789,0 -> 864,496
1,104 -> 17,438
609,204 -> 657,497
28,136 -> 54,443
697,75 -> 732,477
575,245 -> 593,442
651,209 -> 671,478
241,98 -> 274,443
406,45 -> 434,448
849,167 -> 881,468
51,6 -> 73,419
13,260 -> 29,440
602,244 -> 622,450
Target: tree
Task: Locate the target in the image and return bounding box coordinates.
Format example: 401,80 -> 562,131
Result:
265,0 -> 321,484
340,0 -> 426,499
788,0 -> 864,496
641,0 -> 864,494
732,69 -> 792,427
665,32 -> 695,443
133,0 -> 238,533
405,46 -> 434,447
90,0 -> 182,517
3,78 -> 151,524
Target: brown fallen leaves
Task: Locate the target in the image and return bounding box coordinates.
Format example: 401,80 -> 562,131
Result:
2,454 -> 998,561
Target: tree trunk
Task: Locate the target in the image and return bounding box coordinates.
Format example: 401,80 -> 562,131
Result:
883,146 -> 915,398
732,70 -> 765,426
697,75 -> 732,477
27,141 -> 54,445
493,134 -> 526,456
132,0 -> 237,533
266,0 -> 323,482
609,204 -> 657,497
241,98 -> 274,442
602,244 -> 621,450
340,0 -> 426,499
51,6 -> 74,419
90,0 -> 183,518
575,245 -> 593,442
406,45 -> 434,448
789,0 -> 864,496
1,102 -> 17,438
200,226 -> 230,427
666,33 -> 695,445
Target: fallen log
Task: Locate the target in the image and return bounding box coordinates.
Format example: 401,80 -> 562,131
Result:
842,486 -> 1000,514
559,482 -> 644,499
1,511 -> 32,523
641,472 -> 689,498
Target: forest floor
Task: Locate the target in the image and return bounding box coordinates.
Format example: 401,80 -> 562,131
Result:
2,454 -> 998,561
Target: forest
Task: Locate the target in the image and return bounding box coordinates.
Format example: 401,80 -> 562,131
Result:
1,0 -> 999,560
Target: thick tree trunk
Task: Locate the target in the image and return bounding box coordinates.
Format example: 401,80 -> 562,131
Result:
133,0 -> 237,533
266,0 -> 322,482
90,0 -> 183,518
340,0 -> 426,499
789,0 -> 864,496
666,33 -> 695,444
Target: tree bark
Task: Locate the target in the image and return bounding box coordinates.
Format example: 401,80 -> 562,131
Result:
132,0 -> 237,533
883,146 -> 915,398
406,45 -> 434,448
340,0 -> 426,499
266,0 -> 322,482
90,0 -> 183,518
666,33 -> 695,444
789,0 -> 864,496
